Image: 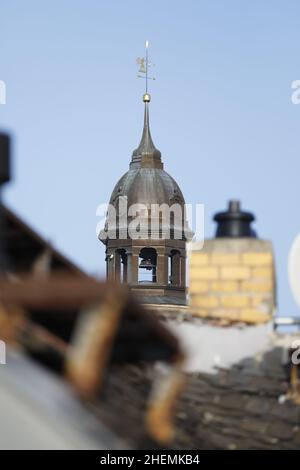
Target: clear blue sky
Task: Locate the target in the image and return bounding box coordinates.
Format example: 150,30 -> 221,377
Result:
1,0 -> 300,315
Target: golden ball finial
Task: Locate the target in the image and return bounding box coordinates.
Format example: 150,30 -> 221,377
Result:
143,93 -> 151,103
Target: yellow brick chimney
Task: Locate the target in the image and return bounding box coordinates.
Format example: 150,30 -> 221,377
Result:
188,201 -> 276,324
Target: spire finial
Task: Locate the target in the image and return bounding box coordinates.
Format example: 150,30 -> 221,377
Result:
136,40 -> 155,102
131,42 -> 162,169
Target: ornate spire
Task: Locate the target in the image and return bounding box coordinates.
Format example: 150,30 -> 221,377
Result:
131,42 -> 162,169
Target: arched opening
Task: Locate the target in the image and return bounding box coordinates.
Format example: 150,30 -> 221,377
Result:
138,247 -> 157,283
168,249 -> 181,286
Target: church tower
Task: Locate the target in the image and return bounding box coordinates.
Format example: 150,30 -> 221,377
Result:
100,44 -> 190,305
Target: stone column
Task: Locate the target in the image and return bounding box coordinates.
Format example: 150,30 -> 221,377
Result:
172,252 -> 181,286
114,251 -> 121,282
180,255 -> 186,288
126,252 -> 132,284
131,253 -> 139,284
157,253 -> 168,285
106,249 -> 114,281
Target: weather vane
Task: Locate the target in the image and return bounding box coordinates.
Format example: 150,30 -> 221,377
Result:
136,40 -> 155,102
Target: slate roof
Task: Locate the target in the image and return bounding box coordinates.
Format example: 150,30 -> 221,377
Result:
90,347 -> 300,449
173,347 -> 300,449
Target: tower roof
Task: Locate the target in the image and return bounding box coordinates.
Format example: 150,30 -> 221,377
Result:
102,42 -> 188,240
108,92 -> 184,210
131,96 -> 162,169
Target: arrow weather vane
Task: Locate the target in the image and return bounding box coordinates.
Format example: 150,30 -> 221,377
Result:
136,40 -> 155,97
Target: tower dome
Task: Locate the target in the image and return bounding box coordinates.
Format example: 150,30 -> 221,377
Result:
109,100 -> 185,211
100,66 -> 189,304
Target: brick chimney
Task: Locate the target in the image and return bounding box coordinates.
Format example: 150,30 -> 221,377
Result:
188,201 -> 276,324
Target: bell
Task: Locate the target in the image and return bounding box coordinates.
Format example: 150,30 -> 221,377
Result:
139,258 -> 155,270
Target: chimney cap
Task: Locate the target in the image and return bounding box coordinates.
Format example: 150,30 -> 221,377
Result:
213,200 -> 257,238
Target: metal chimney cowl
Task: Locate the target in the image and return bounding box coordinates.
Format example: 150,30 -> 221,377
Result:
214,200 -> 257,238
